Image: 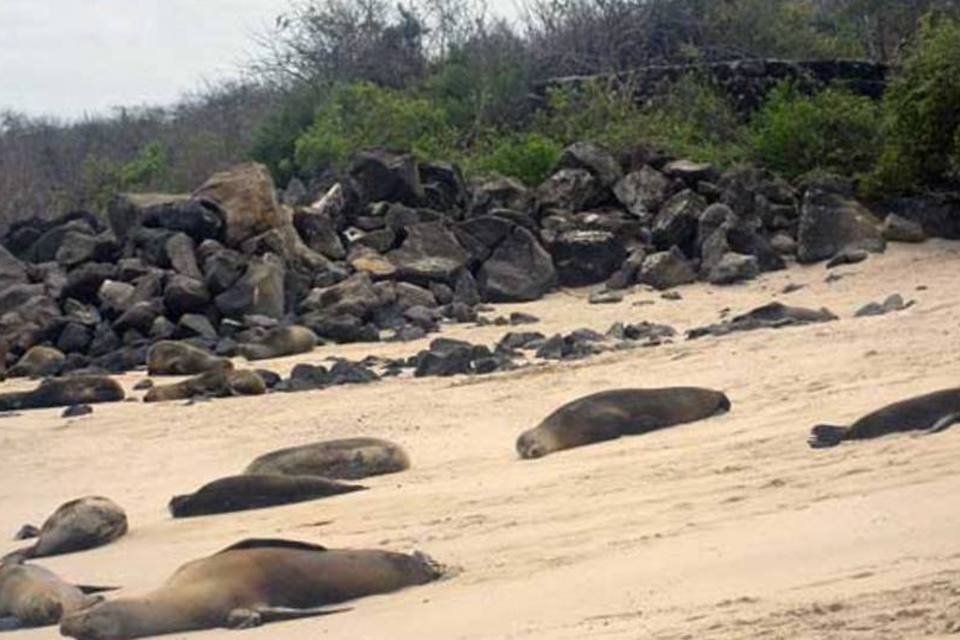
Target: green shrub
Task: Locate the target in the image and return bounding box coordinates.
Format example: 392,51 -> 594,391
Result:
868,16 -> 960,194
251,85 -> 326,184
465,133 -> 562,186
536,75 -> 748,167
293,82 -> 454,174
751,83 -> 881,179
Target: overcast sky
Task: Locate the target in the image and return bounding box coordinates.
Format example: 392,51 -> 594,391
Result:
0,0 -> 516,121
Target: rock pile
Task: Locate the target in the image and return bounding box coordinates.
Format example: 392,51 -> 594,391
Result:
0,142 -> 934,378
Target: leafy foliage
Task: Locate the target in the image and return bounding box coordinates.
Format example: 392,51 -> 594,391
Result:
465,133 -> 563,186
751,83 -> 881,179
868,15 -> 960,194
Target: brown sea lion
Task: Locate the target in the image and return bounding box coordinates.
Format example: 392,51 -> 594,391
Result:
0,376 -> 124,412
143,369 -> 265,403
8,346 -> 66,379
238,325 -> 318,361
168,474 -> 366,518
516,387 -> 732,459
59,538 -> 444,639
146,341 -> 231,376
4,497 -> 127,562
244,437 -> 410,480
809,387 -> 960,448
0,558 -> 114,628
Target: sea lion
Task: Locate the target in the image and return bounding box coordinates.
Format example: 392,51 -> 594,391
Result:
0,558 -> 113,628
8,346 -> 66,379
146,341 -> 232,376
809,387 -> 960,448
0,376 -> 124,412
168,474 -> 366,518
59,538 -> 444,639
143,369 -> 265,403
687,302 -> 837,339
238,325 -> 318,361
516,387 -> 732,459
5,497 -> 127,561
245,437 -> 410,480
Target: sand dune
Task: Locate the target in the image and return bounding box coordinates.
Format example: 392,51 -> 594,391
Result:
2,240 -> 959,639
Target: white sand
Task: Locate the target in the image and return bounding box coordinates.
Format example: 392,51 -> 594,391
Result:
2,240 -> 960,639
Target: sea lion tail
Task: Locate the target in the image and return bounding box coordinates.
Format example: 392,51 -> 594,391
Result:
808,424 -> 849,449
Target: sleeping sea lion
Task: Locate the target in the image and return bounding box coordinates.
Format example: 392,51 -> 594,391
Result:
146,341 -> 231,376
0,376 -> 124,412
143,369 -> 265,403
809,387 -> 960,448
516,387 -> 731,459
244,438 -> 410,480
0,558 -> 113,628
238,325 -> 318,361
168,474 -> 366,518
4,497 -> 127,562
59,538 -> 444,639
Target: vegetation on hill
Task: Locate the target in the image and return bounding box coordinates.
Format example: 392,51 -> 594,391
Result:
2,0 -> 960,224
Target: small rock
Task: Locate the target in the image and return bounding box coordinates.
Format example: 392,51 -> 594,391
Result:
509,312 -> 539,325
62,404 -> 93,418
589,290 -> 624,304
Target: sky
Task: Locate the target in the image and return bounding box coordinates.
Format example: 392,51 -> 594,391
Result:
0,0 -> 516,121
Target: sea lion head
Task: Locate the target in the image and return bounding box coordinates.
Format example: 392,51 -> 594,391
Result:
515,428 -> 556,460
60,601 -> 126,640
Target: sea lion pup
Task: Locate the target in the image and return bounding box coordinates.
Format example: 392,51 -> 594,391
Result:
245,437 -> 410,480
516,387 -> 732,459
4,497 -> 127,562
809,387 -> 960,448
0,376 -> 124,412
0,558 -> 114,628
238,325 -> 318,361
8,346 -> 66,379
59,538 -> 445,639
143,369 -> 266,403
168,474 -> 366,518
146,341 -> 232,376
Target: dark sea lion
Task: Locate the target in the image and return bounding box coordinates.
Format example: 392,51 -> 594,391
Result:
809,387 -> 960,448
238,325 -> 318,361
168,474 -> 366,518
146,341 -> 232,376
0,376 -> 124,412
59,538 -> 444,639
244,437 -> 410,480
0,558 -> 114,628
8,346 -> 66,379
516,387 -> 732,459
4,497 -> 127,562
143,369 -> 266,403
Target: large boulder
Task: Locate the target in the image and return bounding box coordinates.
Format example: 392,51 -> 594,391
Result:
477,227 -> 556,302
877,195 -> 960,240
214,254 -> 285,319
192,163 -> 287,248
0,245 -> 28,293
639,247 -> 696,290
469,175 -> 534,217
549,230 -> 626,287
300,272 -> 381,318
537,169 -> 601,212
707,252 -> 759,285
613,166 -> 671,220
387,223 -> 469,284
292,209 -> 345,259
165,233 -> 202,280
652,189 -> 707,254
797,189 -> 885,263
163,275 -> 211,317
557,142 -> 622,189
349,150 -> 424,206
109,193 -> 218,244
55,231 -> 118,268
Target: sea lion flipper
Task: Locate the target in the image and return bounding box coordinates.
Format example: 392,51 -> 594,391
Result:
924,412 -> 960,435
0,615 -> 23,632
808,424 -> 848,449
76,585 -> 120,595
254,605 -> 352,623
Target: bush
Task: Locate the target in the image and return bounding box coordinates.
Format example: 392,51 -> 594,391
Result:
466,133 -> 562,186
251,85 -> 326,185
293,82 -> 455,174
536,74 -> 747,167
751,83 -> 881,179
868,16 -> 960,194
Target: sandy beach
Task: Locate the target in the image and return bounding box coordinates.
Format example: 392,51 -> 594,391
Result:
2,240 -> 959,639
